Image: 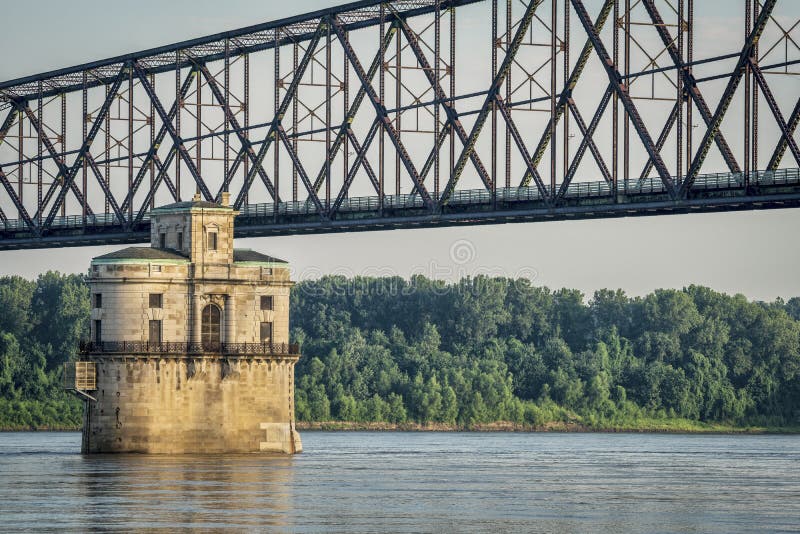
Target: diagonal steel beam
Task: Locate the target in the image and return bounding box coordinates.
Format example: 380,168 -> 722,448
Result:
133,148 -> 180,225
346,124 -> 382,195
0,204 -> 6,224
571,0 -> 676,198
40,67 -> 126,229
85,154 -> 126,224
641,0 -> 741,175
331,18 -> 433,208
749,59 -> 800,167
522,0 -> 614,187
133,62 -> 213,202
120,68 -> 194,215
393,11 -> 493,193
640,101 -> 679,182
330,121 -> 383,217
559,89 -> 614,200
0,168 -> 36,233
681,0 -> 777,196
234,22 -> 326,210
0,108 -> 36,232
411,123 -> 452,197
767,97 -> 800,171
495,95 -> 551,203
567,99 -> 612,185
312,25 -> 396,193
194,62 -> 277,201
0,107 -> 16,146
23,106 -> 94,216
443,0 -> 546,203
276,126 -> 325,214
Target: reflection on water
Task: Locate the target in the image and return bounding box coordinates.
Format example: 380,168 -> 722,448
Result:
77,454 -> 294,531
0,431 -> 798,533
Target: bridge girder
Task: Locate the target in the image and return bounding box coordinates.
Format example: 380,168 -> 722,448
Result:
0,0 -> 798,249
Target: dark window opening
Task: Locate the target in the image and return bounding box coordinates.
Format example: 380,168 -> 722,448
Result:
94,320 -> 102,344
159,233 -> 166,249
201,304 -> 221,350
93,293 -> 102,309
149,320 -> 162,344
260,295 -> 274,311
177,232 -> 183,251
260,322 -> 273,344
149,293 -> 163,308
208,231 -> 218,251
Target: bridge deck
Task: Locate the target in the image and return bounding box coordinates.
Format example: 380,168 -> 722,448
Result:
2,168 -> 798,250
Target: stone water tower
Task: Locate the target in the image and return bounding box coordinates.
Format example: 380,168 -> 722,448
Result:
65,194 -> 302,454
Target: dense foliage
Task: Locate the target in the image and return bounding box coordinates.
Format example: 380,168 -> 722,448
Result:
0,272 -> 798,430
0,272 -> 88,429
292,276 -> 800,428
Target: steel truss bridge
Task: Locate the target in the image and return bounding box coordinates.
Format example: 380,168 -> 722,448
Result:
0,0 -> 799,250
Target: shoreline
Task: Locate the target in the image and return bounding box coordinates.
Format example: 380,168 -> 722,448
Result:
295,421 -> 800,434
3,422 -> 798,434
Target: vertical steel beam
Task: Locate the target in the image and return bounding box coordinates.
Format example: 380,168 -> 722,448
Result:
491,0 -> 498,198
326,20 -> 333,207
395,19 -> 402,197
82,72 -> 88,222
435,0 -> 442,196
175,51 -> 182,201
275,29 -> 281,215
550,0 -> 557,194
128,68 -> 134,223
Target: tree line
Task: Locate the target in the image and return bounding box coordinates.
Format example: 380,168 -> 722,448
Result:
0,272 -> 798,429
292,276 -> 800,429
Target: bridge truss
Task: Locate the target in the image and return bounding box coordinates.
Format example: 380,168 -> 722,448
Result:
0,0 -> 798,249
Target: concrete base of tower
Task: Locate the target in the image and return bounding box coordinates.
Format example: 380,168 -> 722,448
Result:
80,356 -> 301,454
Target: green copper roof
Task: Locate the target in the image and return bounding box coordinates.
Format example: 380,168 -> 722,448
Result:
233,249 -> 288,264
92,247 -> 189,263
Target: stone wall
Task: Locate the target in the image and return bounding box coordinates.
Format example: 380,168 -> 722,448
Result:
89,263 -> 292,344
84,356 -> 301,454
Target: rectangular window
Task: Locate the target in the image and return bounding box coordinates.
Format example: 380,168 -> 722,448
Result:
208,232 -> 218,251
260,322 -> 273,344
149,320 -> 162,344
94,320 -> 102,344
177,232 -> 183,251
92,265 -> 99,273
149,293 -> 163,308
159,233 -> 166,249
152,264 -> 162,273
93,293 -> 102,309
260,295 -> 274,311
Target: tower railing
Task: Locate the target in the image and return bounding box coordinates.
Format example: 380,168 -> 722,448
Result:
79,340 -> 300,357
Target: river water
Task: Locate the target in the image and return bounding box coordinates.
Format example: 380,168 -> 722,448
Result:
0,431 -> 798,533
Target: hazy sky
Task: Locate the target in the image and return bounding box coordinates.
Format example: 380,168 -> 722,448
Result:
0,0 -> 798,301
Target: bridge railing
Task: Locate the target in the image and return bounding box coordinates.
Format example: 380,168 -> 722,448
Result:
3,168 -> 799,233
79,340 -> 300,356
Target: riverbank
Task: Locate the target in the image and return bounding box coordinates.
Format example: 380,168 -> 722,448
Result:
4,419 -> 798,434
295,420 -> 800,434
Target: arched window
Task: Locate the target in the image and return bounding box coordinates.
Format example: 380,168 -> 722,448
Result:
201,304 -> 222,350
